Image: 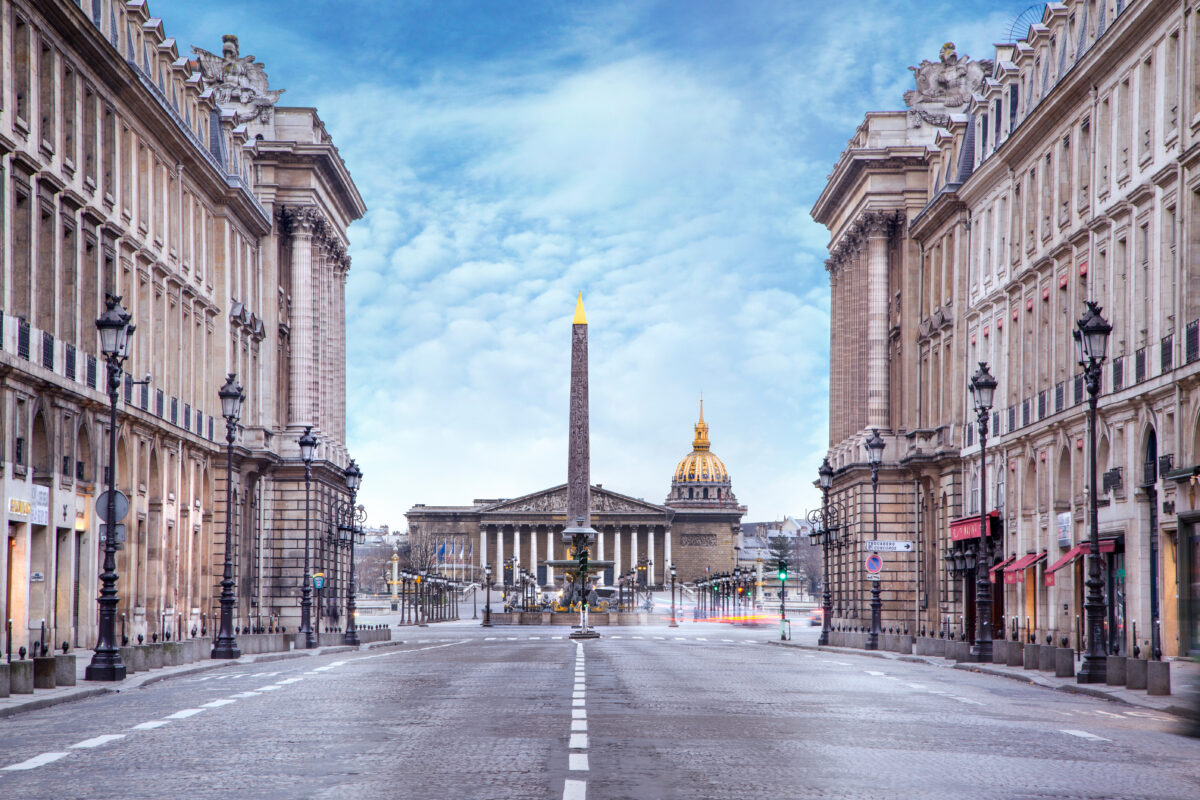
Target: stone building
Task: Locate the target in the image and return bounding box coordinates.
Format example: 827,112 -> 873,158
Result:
406,405 -> 745,586
0,0 -> 362,655
816,0 -> 1200,659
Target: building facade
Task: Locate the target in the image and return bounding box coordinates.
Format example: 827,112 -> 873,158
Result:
0,0 -> 362,656
406,407 -> 746,586
816,0 -> 1200,658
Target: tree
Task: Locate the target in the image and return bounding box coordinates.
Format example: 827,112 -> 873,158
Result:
766,534 -> 795,571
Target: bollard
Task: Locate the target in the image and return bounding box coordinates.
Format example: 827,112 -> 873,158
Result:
54,653 -> 76,686
1054,647 -> 1075,678
1125,657 -> 1147,690
146,642 -> 165,669
1146,661 -> 1171,695
0,662 -> 8,697
992,640 -> 1006,665
1023,643 -> 1040,670
32,656 -> 57,689
1007,641 -> 1024,668
1105,655 -> 1127,686
1038,644 -> 1055,672
9,659 -> 34,693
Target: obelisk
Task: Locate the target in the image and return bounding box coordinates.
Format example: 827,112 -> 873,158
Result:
567,292 -> 590,529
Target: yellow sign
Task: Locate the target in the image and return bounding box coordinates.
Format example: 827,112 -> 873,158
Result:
9,499 -> 31,517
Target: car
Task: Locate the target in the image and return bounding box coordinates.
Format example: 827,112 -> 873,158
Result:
807,608 -> 824,627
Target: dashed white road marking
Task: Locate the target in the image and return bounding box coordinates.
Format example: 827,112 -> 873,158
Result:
654,636 -> 666,640
529,636 -> 542,640
165,708 -> 205,719
572,709 -> 586,719
563,778 -> 587,800
568,733 -> 589,749
506,637 -> 518,641
230,691 -> 262,698
949,696 -> 984,706
572,698 -> 585,707
721,639 -> 734,643
276,677 -> 304,685
552,636 -> 564,640
1,752 -> 70,771
1093,709 -> 1124,718
70,734 -> 126,749
485,637 -> 497,641
695,637 -> 707,641
632,636 -> 645,640
1060,729 -> 1110,742
569,753 -> 590,771
610,635 -> 622,639
130,720 -> 171,730
906,683 -> 926,689
865,670 -> 886,676
572,691 -> 586,699
256,685 -> 282,692
571,720 -> 587,731
200,699 -> 237,708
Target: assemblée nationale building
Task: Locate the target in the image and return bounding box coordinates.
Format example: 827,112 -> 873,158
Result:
816,0 -> 1200,659
406,404 -> 746,587
0,0 -> 363,655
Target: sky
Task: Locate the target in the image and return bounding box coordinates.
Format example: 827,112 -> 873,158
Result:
152,0 -> 1035,529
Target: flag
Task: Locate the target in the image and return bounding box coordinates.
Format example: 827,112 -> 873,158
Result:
438,541 -> 446,562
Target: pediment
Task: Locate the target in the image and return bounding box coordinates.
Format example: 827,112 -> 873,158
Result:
479,484 -> 668,516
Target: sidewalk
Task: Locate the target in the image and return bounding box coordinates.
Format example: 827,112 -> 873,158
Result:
771,640 -> 1200,722
0,638 -> 404,720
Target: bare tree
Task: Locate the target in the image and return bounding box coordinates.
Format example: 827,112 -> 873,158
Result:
403,527 -> 440,574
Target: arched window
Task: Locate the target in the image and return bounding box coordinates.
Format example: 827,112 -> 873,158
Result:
688,487 -> 694,499
702,488 -> 709,499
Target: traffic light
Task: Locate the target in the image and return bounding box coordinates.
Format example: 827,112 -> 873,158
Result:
778,560 -> 788,582
578,549 -> 589,574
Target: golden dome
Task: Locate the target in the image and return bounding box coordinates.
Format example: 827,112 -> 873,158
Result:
672,400 -> 730,483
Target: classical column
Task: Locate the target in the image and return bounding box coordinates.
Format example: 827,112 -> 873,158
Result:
530,525 -> 538,582
665,526 -> 672,573
545,528 -> 555,584
614,526 -> 623,576
864,212 -> 893,429
512,525 -> 522,573
495,526 -> 504,582
283,207 -> 320,427
630,526 -> 639,574
479,525 -> 488,583
648,525 -> 657,585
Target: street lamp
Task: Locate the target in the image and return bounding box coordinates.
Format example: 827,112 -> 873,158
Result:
818,456 -> 834,646
343,460 -> 363,646
1076,301 -> 1112,684
85,295 -> 135,681
865,428 -> 885,651
299,426 -> 318,649
212,374 -> 244,659
968,362 -> 997,662
482,565 -> 493,626
669,564 -> 678,627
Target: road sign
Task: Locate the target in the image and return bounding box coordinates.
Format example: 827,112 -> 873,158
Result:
95,490 -> 130,524
866,540 -> 913,552
867,574 -> 881,581
313,573 -> 325,590
865,553 -> 883,574
98,524 -> 126,546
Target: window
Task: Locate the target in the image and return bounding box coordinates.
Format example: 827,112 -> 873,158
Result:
1139,56 -> 1153,161
981,113 -> 989,155
1041,154 -> 1052,236
83,88 -> 97,186
1098,96 -> 1111,192
38,42 -> 54,149
1077,119 -> 1090,209
1059,136 -> 1071,224
62,68 -> 76,165
1138,223 -> 1150,344
1009,83 -> 1019,131
14,16 -> 31,125
1165,31 -> 1179,136
102,106 -> 116,201
1117,78 -> 1131,178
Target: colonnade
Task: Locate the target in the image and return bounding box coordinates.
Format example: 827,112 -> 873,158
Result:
477,523 -> 673,586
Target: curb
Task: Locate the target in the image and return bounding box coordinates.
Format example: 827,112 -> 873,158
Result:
366,640 -> 406,650
0,687 -> 112,719
771,640 -> 1194,720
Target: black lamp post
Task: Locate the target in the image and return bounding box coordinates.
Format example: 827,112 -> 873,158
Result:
865,428 -> 885,650
968,363 -> 997,662
1075,301 -> 1112,683
817,457 -> 835,646
211,374 -> 244,659
85,295 -> 135,681
343,460 -> 363,646
299,426 -> 317,648
669,564 -> 678,627
482,564 -> 492,626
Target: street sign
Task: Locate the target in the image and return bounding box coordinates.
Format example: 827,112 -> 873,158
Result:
99,524 -> 126,546
313,573 -> 325,590
866,540 -> 913,552
95,490 -> 130,524
867,574 -> 881,581
865,553 -> 883,574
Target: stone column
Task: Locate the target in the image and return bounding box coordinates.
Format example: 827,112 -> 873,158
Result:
495,526 -> 504,583
283,207 -> 322,427
865,212 -> 893,429
630,526 -> 639,576
530,525 -> 538,583
479,525 -> 488,583
545,528 -> 554,585
665,526 -> 672,572
513,526 -> 522,573
649,526 -> 657,585
614,526 -> 623,577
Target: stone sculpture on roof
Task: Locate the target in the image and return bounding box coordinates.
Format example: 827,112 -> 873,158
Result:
904,42 -> 991,127
192,34 -> 284,126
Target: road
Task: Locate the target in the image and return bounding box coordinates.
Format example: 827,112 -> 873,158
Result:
0,621 -> 1195,799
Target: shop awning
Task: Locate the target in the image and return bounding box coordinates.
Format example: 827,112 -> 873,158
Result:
988,554 -> 1016,583
1003,551 -> 1046,583
949,511 -> 999,542
1043,539 -> 1118,586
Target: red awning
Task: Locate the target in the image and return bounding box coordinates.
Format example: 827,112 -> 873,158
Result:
1043,539 -> 1119,586
1003,551 -> 1046,583
988,554 -> 1016,584
949,511 -> 999,542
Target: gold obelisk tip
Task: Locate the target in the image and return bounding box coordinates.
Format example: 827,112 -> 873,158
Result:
573,292 -> 588,325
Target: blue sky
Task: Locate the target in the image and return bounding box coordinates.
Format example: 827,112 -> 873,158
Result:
153,0 -> 1033,528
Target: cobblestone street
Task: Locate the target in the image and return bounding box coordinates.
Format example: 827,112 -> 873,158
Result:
0,622 -> 1196,799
